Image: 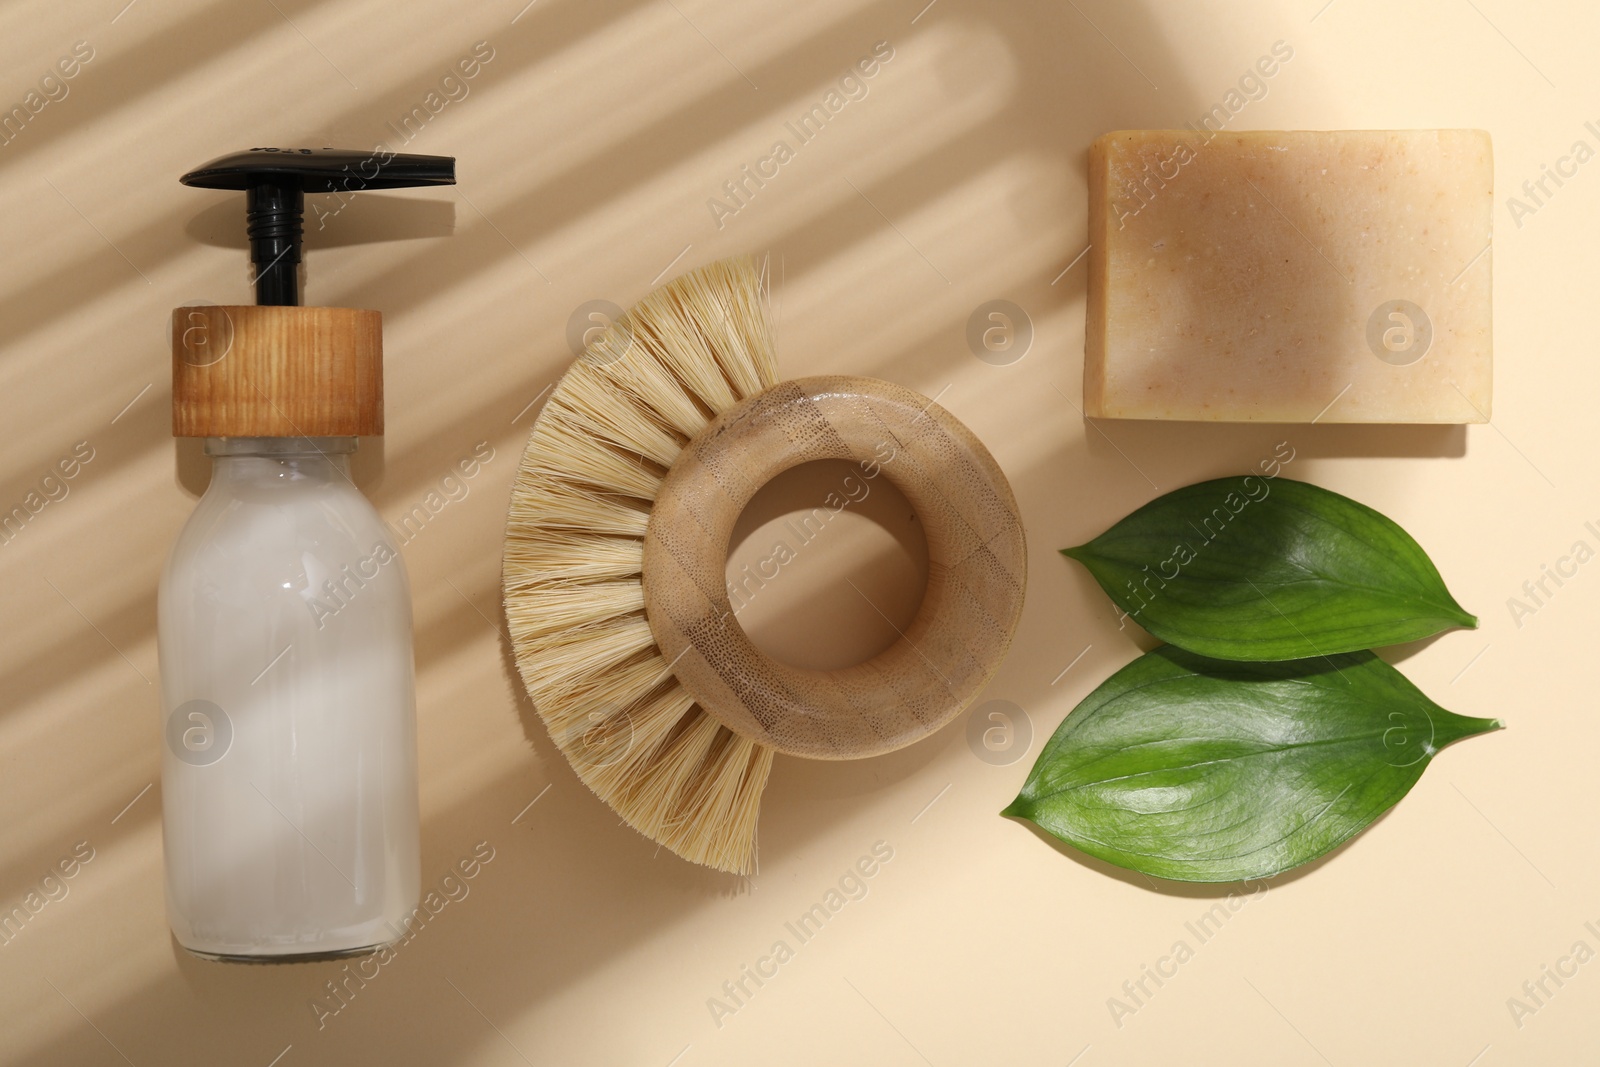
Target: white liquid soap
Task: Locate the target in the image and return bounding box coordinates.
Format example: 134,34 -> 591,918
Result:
159,438 -> 418,959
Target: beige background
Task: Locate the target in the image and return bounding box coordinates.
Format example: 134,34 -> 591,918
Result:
0,0 -> 1594,1063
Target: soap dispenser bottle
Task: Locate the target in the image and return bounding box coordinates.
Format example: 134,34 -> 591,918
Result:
159,148 -> 453,961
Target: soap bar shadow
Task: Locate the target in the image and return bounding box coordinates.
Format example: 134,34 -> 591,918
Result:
1085,418 -> 1467,461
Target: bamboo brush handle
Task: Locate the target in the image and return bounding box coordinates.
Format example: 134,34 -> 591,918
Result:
642,375 -> 1027,761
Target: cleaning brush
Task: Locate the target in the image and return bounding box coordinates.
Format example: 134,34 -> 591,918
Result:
503,256 -> 1025,874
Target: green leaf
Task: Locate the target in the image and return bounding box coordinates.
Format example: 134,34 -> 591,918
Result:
1002,647 -> 1501,882
1061,477 -> 1476,661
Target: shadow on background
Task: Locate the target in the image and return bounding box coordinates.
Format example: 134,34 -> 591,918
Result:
1004,806 -> 1400,899
1,0 -> 1432,1063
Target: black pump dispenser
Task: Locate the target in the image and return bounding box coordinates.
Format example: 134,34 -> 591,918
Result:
180,148 -> 455,306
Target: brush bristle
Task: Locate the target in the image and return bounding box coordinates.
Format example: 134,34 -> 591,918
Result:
503,256 -> 780,875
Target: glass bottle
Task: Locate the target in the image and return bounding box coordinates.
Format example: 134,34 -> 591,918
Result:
163,146 -> 452,959
158,436 -> 418,960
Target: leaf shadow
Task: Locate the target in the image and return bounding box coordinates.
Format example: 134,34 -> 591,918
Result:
1375,628 -> 1465,666
1004,806 -> 1399,900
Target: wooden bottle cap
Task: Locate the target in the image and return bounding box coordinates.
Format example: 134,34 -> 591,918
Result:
171,305 -> 383,437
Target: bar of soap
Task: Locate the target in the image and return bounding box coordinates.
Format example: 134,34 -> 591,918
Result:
1085,130 -> 1492,423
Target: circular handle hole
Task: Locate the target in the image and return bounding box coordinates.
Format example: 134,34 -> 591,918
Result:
725,459 -> 929,671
